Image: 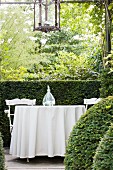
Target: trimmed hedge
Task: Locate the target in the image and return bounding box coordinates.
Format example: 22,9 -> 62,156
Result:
92,123 -> 113,170
0,80 -> 100,146
64,96 -> 113,170
0,132 -> 5,170
0,80 -> 101,105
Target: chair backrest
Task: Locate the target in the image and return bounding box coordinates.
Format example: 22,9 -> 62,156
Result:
5,98 -> 36,106
4,98 -> 36,133
84,98 -> 102,110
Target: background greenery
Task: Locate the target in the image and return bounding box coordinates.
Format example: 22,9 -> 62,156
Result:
1,1 -> 110,81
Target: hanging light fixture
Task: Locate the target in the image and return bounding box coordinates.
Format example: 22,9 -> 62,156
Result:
33,0 -> 60,33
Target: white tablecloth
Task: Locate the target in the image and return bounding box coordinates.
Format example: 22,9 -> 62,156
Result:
10,105 -> 85,158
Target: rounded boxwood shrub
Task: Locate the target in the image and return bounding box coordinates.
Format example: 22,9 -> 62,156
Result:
0,132 -> 5,170
64,96 -> 113,170
92,123 -> 113,170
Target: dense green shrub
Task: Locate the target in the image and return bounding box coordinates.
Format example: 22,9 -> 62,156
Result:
0,132 -> 5,170
92,123 -> 113,170
64,96 -> 113,170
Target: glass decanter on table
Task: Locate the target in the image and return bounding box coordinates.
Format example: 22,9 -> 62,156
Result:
43,85 -> 55,106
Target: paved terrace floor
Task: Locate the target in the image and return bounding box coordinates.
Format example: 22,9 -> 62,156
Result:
5,148 -> 65,170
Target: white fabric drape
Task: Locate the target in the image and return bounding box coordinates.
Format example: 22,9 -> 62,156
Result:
10,105 -> 85,158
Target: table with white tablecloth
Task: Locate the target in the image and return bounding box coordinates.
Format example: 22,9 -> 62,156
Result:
10,105 -> 86,158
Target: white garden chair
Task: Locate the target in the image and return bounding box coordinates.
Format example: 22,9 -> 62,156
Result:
84,98 -> 102,110
4,98 -> 36,133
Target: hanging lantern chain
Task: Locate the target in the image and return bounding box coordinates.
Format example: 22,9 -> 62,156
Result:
34,0 -> 57,7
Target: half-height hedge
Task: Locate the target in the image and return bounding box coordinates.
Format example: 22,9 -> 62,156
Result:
0,80 -> 101,106
64,96 -> 113,170
0,80 -> 100,146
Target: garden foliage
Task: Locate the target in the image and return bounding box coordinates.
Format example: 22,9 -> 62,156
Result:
0,3 -> 103,81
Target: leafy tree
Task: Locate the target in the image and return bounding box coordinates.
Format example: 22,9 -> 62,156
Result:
0,5 -> 40,68
0,2 -> 106,80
